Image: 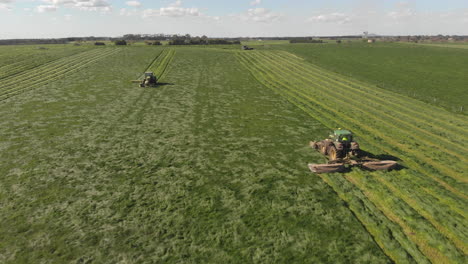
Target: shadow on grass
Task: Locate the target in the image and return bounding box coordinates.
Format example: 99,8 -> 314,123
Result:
156,82 -> 175,86
359,150 -> 406,171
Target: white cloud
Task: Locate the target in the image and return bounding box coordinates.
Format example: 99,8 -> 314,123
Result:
250,0 -> 261,6
308,12 -> 352,24
238,8 -> 282,23
143,1 -> 202,18
36,5 -> 57,13
0,0 -> 14,11
39,0 -> 111,12
120,8 -> 138,16
170,1 -> 182,7
64,14 -> 72,20
125,1 -> 140,8
387,1 -> 415,20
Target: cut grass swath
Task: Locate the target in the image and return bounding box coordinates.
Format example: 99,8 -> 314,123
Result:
318,172 -> 429,264
0,48 -> 119,101
254,51 -> 467,169
271,50 -> 467,135
236,51 -> 467,194
236,50 -> 468,263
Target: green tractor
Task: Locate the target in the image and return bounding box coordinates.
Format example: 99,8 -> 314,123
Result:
309,129 -> 397,173
138,72 -> 158,87
130,72 -> 158,87
311,129 -> 361,161
139,72 -> 158,87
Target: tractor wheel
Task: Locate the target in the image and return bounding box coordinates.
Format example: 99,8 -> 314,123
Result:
320,143 -> 327,155
328,146 -> 337,160
328,146 -> 343,161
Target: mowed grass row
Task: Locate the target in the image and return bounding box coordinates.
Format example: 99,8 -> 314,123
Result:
254,51 -> 467,175
236,51 -> 467,195
238,49 -> 463,214
148,48 -> 176,78
236,50 -> 467,262
235,52 -> 468,247
271,51 -> 467,141
0,45 -> 78,67
277,43 -> 468,113
0,48 -> 120,101
0,47 -> 390,263
0,46 -> 93,79
345,172 -> 465,263
317,172 -> 430,264
0,48 -> 116,90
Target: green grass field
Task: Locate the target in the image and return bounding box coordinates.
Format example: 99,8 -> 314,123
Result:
273,42 -> 468,114
0,43 -> 466,263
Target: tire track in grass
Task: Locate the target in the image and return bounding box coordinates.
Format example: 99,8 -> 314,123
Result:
272,50 -> 467,133
372,173 -> 468,255
143,48 -> 168,74
0,51 -> 114,100
238,51 -> 463,233
0,49 -> 119,101
0,48 -> 91,79
0,51 -> 83,79
345,174 -> 456,264
152,49 -> 176,79
240,51 -> 466,185
236,52 -> 467,198
0,49 -> 117,100
0,48 -> 107,89
264,51 -> 467,159
253,51 -> 467,174
380,169 -> 468,225
0,48 -> 114,90
241,51 -> 468,262
101,49 -> 171,135
317,172 -> 429,264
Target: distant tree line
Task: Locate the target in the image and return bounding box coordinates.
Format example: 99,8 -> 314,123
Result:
0,36 -> 110,45
0,38 -> 69,45
168,35 -> 240,45
290,38 -> 325,44
122,34 -> 172,41
1,34 -> 467,46
145,41 -> 162,45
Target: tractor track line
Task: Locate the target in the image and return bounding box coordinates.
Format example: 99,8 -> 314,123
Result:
345,174 -> 457,264
156,50 -> 176,80
0,49 -> 117,98
372,174 -> 468,254
318,173 -> 430,264
236,52 -> 467,199
0,49 -> 92,80
240,52 -> 466,183
0,48 -> 108,89
0,49 -> 119,102
258,51 -> 467,161
272,50 -> 467,132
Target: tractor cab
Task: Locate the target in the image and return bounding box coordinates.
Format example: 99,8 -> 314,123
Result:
144,72 -> 155,78
330,129 -> 353,143
140,72 -> 158,87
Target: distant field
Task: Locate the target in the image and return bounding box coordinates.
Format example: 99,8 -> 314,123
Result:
0,43 -> 466,263
242,40 -> 290,45
404,42 -> 468,49
274,42 -> 468,113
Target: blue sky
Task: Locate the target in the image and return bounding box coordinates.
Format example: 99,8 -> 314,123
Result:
0,0 -> 467,39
